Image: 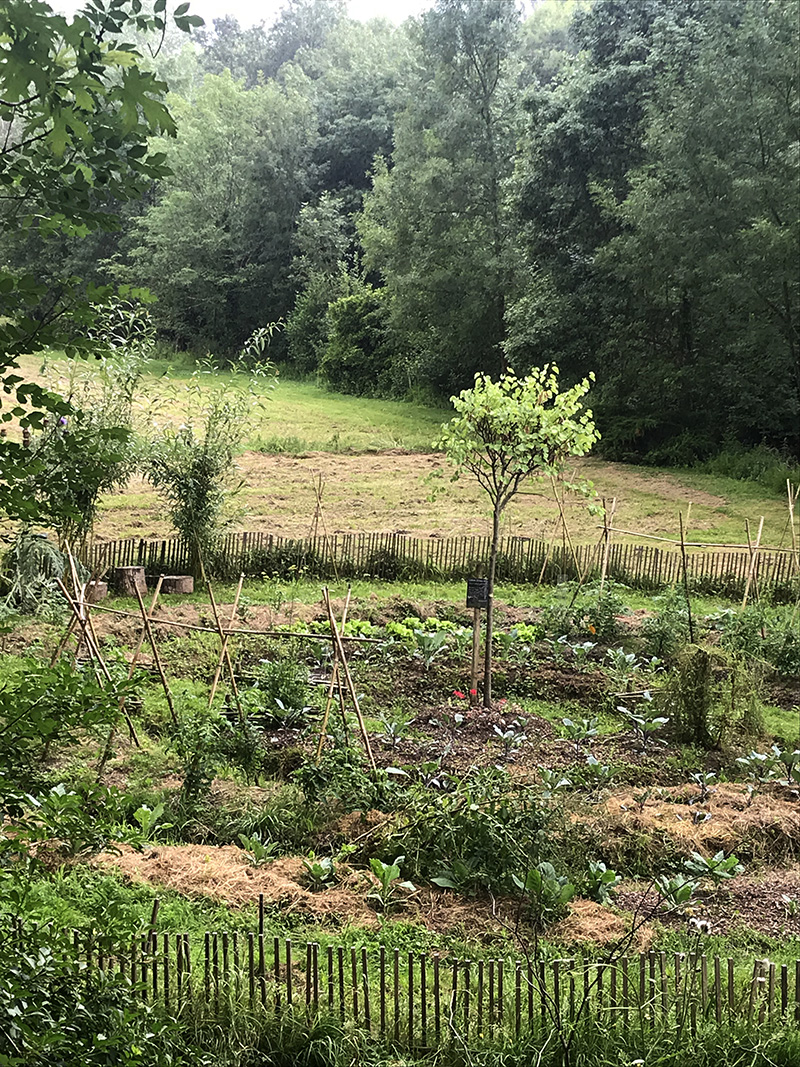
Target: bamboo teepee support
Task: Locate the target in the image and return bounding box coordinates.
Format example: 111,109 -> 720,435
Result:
678,513 -> 695,645
599,497 -> 617,594
323,587 -> 375,770
550,475 -> 583,581
199,562 -> 243,719
742,517 -> 764,609
208,573 -> 245,708
55,576 -> 140,745
315,587 -> 352,762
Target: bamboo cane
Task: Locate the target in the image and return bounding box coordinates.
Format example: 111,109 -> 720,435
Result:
323,587 -> 375,770
315,586 -> 351,762
201,570 -> 243,718
742,516 -> 764,609
599,497 -> 617,594
133,583 -> 178,725
208,573 -> 244,708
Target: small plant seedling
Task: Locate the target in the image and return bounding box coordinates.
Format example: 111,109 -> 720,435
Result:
586,860 -> 621,904
618,693 -> 669,750
302,854 -> 337,890
683,850 -> 743,884
538,768 -> 572,800
513,862 -> 574,930
413,628 -> 450,668
656,873 -> 695,911
580,754 -> 612,788
238,833 -> 279,867
366,856 -> 416,911
379,713 -> 410,751
605,647 -> 639,689
688,771 -> 716,804
493,719 -> 527,760
133,803 -> 172,842
561,716 -> 598,754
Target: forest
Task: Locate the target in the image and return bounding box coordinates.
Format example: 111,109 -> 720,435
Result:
2,0 -> 798,465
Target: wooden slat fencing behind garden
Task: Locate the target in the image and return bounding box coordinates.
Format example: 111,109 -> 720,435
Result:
85,531 -> 799,597
71,926 -> 799,1046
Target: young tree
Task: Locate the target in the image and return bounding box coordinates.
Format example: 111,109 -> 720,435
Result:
438,366 -> 599,704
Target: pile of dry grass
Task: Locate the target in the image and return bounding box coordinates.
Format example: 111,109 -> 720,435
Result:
596,783 -> 800,861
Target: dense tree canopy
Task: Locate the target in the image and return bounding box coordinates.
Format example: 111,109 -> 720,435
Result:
1,0 -> 797,464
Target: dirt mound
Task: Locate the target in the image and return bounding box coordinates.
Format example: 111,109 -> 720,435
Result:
552,899 -> 653,951
92,844 -> 524,943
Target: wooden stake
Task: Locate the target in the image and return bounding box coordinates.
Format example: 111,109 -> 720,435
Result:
470,607 -> 480,704
208,573 -> 244,708
133,583 -> 177,725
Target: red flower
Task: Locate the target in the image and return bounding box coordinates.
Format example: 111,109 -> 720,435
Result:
498,698 -> 507,706
469,688 -> 478,697
453,690 -> 466,699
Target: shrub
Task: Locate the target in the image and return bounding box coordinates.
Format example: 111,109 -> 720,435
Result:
658,647 -> 764,748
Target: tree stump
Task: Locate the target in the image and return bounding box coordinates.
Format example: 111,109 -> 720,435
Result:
114,566 -> 147,597
86,580 -> 108,603
160,575 -> 194,595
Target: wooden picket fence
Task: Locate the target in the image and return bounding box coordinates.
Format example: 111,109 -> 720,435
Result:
74,925 -> 798,1044
84,530 -> 799,597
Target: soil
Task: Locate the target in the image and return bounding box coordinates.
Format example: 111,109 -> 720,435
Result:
617,866 -> 800,940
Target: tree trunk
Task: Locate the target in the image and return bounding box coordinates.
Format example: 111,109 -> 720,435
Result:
160,575 -> 194,595
483,505 -> 501,707
114,566 -> 147,597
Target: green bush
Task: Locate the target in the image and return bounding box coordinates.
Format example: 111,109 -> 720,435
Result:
0,918 -> 205,1067
658,647 -> 764,749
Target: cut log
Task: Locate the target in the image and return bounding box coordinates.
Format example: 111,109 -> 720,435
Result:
114,566 -> 147,597
160,574 -> 194,595
86,580 -> 108,603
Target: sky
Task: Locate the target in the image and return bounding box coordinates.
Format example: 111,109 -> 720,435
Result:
190,0 -> 434,27
57,0 -> 435,28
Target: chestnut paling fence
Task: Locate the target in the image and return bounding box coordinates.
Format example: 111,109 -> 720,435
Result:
71,924 -> 798,1044
84,531 -> 799,596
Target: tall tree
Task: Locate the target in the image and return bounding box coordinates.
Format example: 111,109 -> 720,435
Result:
509,0 -> 799,460
124,70 -> 316,355
360,0 -> 523,395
